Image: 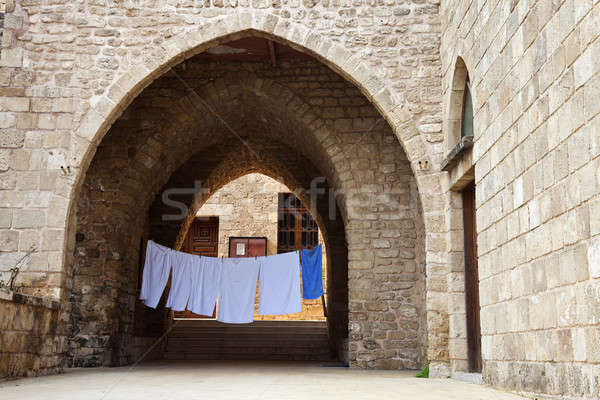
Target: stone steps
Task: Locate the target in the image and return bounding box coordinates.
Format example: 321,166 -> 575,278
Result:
164,320 -> 332,361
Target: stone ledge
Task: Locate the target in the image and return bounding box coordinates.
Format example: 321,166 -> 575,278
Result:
440,135 -> 474,172
0,288 -> 61,311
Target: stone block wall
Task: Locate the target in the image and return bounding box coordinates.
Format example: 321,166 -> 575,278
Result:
441,0 -> 600,398
0,0 -> 445,380
0,0 -> 443,312
0,289 -> 66,377
196,172 -> 327,321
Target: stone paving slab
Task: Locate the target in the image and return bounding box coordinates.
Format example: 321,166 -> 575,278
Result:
0,360 -> 528,400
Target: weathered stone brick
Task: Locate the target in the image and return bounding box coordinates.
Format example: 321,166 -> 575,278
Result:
10,149 -> 30,171
0,97 -> 29,112
588,236 -> 600,279
0,48 -> 23,68
0,229 -> 19,251
12,210 -> 45,229
16,113 -> 37,129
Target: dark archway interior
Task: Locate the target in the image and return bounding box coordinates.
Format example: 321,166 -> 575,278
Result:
68,36 -> 425,369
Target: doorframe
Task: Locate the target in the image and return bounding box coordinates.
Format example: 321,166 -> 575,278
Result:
447,168 -> 483,376
461,182 -> 482,373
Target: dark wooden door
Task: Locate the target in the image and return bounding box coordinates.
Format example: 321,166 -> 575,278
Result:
173,217 -> 219,319
229,237 -> 267,258
462,182 -> 482,372
185,217 -> 219,256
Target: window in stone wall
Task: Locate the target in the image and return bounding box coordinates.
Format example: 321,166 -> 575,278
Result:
461,78 -> 474,138
277,193 -> 319,253
441,57 -> 475,171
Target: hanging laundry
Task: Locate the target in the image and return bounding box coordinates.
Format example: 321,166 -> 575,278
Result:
139,240 -> 172,309
218,257 -> 260,324
300,244 -> 324,300
188,256 -> 222,316
165,250 -> 196,311
258,251 -> 301,316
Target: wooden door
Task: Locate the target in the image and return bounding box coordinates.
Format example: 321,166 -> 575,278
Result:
185,217 -> 219,256
229,237 -> 267,258
462,182 -> 482,372
173,217 -> 219,319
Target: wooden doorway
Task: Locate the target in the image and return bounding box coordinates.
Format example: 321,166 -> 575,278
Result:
173,217 -> 219,319
462,182 -> 482,372
184,217 -> 219,257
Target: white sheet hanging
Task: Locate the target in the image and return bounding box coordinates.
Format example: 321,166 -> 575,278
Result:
165,250 -> 196,311
139,240 -> 172,309
258,251 -> 301,316
188,256 -> 222,316
217,257 -> 260,324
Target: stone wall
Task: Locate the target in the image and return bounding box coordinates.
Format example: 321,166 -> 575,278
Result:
0,289 -> 66,377
441,0 -> 600,398
196,172 -> 327,321
0,0 -> 443,382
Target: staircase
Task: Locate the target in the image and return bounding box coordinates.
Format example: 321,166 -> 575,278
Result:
164,320 -> 332,361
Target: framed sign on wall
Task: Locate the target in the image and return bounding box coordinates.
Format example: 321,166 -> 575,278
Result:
228,237 -> 268,258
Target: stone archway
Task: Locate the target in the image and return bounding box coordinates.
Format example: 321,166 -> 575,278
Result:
64,23 -> 443,372
68,12 -> 441,231
148,139 -> 350,359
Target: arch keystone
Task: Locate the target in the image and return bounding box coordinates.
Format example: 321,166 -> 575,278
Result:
239,11 -> 254,30
223,13 -> 242,32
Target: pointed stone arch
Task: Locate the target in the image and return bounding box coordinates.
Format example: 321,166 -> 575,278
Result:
71,11 -> 434,207
63,10 -> 448,374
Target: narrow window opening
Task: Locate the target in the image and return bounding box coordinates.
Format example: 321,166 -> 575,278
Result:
461,78 -> 474,138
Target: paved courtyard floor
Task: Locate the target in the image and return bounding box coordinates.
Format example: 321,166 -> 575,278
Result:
0,360 -> 527,400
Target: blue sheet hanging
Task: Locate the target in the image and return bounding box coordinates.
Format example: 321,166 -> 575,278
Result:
300,245 -> 324,300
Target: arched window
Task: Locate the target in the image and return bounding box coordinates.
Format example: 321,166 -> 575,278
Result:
441,57 -> 474,171
461,78 -> 474,138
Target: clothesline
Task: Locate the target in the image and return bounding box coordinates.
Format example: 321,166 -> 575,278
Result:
139,240 -> 324,324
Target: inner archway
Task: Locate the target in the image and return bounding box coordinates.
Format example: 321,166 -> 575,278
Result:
67,35 -> 426,370
159,172 -> 332,362
191,172 -> 328,323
